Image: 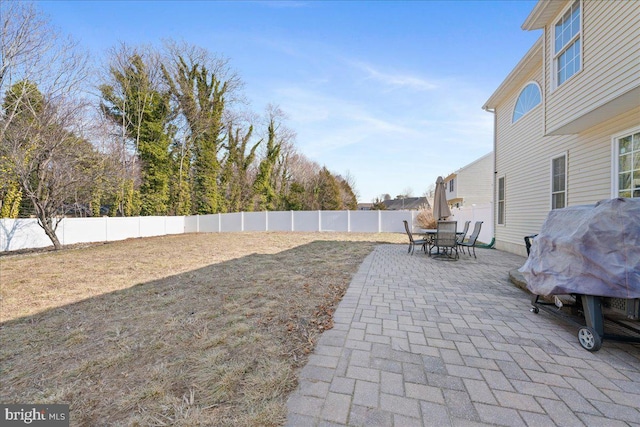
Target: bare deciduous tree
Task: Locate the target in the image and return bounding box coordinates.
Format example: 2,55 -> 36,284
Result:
1,1 -> 92,249
3,84 -> 96,249
1,1 -> 88,141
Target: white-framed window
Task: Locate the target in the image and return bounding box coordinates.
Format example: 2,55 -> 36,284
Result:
497,176 -> 505,225
512,82 -> 541,123
554,0 -> 581,87
449,178 -> 454,192
551,153 -> 567,209
614,129 -> 640,198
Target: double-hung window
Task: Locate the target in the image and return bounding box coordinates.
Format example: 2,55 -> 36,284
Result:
616,131 -> 640,198
551,154 -> 567,209
554,1 -> 581,87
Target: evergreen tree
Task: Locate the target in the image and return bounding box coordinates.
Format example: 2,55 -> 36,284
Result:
337,177 -> 358,210
253,118 -> 281,211
283,181 -> 306,211
100,54 -> 172,215
168,136 -> 192,215
162,55 -> 228,214
315,167 -> 342,210
221,122 -> 261,212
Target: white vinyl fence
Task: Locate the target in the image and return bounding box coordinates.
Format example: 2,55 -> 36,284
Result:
449,203 -> 494,245
1,207 -> 493,252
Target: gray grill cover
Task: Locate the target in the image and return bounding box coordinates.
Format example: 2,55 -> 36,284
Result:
519,198 -> 640,298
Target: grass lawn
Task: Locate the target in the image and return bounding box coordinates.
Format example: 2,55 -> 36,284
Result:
0,232 -> 405,426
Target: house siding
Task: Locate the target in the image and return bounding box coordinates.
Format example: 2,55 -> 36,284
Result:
494,65 -> 545,256
495,76 -> 640,256
544,0 -> 640,134
456,154 -> 493,207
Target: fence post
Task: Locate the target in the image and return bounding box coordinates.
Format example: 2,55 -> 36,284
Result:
318,210 -> 322,232
218,213 -> 222,232
241,211 -> 245,231
265,211 -> 269,231
378,210 -> 382,233
347,210 -> 351,233
291,211 -> 294,231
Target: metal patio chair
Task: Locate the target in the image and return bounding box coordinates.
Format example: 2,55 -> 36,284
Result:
456,220 -> 471,246
432,220 -> 458,259
459,221 -> 483,258
403,220 -> 429,255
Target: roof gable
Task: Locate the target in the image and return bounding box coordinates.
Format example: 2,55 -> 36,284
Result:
522,0 -> 570,30
482,37 -> 543,110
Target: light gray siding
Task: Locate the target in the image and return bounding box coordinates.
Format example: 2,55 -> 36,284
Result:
494,67 -> 547,256
544,0 -> 640,133
495,80 -> 640,255
456,153 -> 493,207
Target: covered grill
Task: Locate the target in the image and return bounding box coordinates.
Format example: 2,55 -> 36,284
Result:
520,197 -> 640,351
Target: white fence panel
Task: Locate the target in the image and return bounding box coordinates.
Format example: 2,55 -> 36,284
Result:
165,216 -> 185,234
380,211 -> 412,233
221,212 -> 243,232
293,211 -> 319,232
198,214 -> 220,232
267,211 -> 292,231
62,217 -> 108,245
449,203 -> 493,244
350,211 -> 379,232
139,216 -> 168,237
0,219 -> 50,251
106,217 -> 140,241
184,216 -> 199,233
244,212 -> 267,231
320,211 -> 348,232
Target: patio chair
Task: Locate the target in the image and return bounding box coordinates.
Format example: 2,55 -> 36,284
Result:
456,221 -> 471,246
459,221 -> 483,258
432,220 -> 458,259
403,220 -> 429,255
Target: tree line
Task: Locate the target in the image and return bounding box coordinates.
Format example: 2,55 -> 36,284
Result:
0,2 -> 357,249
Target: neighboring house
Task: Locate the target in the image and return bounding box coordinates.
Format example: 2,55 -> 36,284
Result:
357,203 -> 373,210
483,0 -> 640,256
443,152 -> 493,208
383,197 -> 430,210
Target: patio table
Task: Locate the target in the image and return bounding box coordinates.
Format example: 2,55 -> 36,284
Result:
420,229 -> 465,256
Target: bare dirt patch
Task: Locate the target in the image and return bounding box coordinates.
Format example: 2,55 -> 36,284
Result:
0,232 -> 405,426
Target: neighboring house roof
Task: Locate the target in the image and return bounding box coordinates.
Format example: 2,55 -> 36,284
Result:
383,197 -> 430,210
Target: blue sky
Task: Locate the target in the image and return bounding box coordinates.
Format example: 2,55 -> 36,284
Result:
38,0 -> 541,203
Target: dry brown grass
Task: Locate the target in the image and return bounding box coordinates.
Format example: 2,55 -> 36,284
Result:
0,232 -> 405,426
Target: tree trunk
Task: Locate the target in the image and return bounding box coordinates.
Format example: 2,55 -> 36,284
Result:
37,216 -> 62,250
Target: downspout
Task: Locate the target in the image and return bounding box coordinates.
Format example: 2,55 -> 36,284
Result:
482,106 -> 497,248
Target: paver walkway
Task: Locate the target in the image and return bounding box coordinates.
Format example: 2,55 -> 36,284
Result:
286,244 -> 640,426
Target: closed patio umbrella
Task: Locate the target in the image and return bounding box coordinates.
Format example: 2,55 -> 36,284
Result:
433,176 -> 451,220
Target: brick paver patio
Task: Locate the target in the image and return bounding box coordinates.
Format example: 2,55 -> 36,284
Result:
286,244 -> 640,426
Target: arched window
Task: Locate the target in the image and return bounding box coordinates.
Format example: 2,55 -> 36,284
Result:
512,82 -> 541,123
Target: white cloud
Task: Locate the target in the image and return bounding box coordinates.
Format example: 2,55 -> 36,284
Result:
349,60 -> 439,91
